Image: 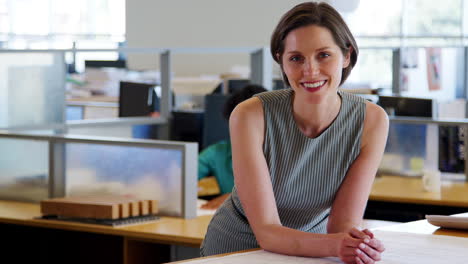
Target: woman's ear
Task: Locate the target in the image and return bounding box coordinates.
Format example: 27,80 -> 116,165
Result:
276,53 -> 281,63
343,46 -> 353,68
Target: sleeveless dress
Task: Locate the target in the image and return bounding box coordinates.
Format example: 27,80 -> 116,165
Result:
200,89 -> 366,256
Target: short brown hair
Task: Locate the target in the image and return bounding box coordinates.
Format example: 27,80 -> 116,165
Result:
270,2 -> 358,87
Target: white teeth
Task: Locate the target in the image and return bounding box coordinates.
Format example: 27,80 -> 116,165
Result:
303,81 -> 325,88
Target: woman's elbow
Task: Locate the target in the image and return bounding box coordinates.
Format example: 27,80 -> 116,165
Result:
252,224 -> 283,252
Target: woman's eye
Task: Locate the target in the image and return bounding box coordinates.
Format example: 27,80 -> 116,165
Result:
290,56 -> 303,62
319,52 -> 330,58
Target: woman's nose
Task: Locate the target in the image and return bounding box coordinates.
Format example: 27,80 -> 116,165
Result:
303,60 -> 319,76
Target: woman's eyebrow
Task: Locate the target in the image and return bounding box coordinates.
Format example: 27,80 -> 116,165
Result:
284,47 -> 333,55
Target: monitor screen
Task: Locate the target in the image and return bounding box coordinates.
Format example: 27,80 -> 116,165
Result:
119,81 -> 158,117
378,96 -> 433,118
85,60 -> 127,69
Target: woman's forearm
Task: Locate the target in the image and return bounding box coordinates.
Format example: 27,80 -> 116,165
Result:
255,224 -> 340,257
327,218 -> 363,234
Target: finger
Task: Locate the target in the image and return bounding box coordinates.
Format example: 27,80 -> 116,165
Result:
356,248 -> 374,264
366,238 -> 385,252
341,256 -> 358,264
359,242 -> 381,261
344,236 -> 364,248
363,229 -> 374,239
349,228 -> 370,240
341,246 -> 360,258
340,251 -> 361,264
356,256 -> 365,264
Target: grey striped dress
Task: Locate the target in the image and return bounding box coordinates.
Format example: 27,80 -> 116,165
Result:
200,89 -> 366,256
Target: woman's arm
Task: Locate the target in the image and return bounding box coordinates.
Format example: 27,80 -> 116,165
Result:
230,98 -> 365,261
327,102 -> 389,262
327,102 -> 389,233
201,193 -> 230,209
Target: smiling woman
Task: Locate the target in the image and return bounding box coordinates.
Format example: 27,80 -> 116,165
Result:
282,25 -> 350,107
201,2 -> 389,264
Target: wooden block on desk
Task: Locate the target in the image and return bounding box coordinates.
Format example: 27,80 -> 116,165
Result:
139,200 -> 149,215
97,196 -> 139,217
119,202 -> 130,218
40,196 -> 159,220
148,200 -> 158,214
41,196 -> 121,219
129,201 -> 140,217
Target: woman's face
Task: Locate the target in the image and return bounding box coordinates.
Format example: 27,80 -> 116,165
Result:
281,25 -> 350,104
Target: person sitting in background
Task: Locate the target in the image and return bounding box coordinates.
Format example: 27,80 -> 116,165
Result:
198,84 -> 267,209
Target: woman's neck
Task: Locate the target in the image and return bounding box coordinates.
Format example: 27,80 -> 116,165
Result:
292,92 -> 341,138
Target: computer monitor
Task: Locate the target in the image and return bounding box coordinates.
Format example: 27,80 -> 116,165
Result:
85,59 -> 127,69
211,79 -> 287,94
378,96 -> 434,118
119,81 -> 159,117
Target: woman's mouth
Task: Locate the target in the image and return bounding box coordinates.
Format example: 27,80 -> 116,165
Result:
301,80 -> 326,93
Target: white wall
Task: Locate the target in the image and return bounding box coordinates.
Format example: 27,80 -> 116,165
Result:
126,0 -> 309,77
403,48 -> 458,102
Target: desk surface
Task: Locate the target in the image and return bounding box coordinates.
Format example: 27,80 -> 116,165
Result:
370,175 -> 468,207
199,175 -> 468,208
0,200 -> 211,247
0,200 -> 399,248
1,199 -> 468,263
67,95 -> 118,103
171,214 -> 468,263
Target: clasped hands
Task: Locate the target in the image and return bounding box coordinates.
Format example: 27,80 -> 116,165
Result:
337,228 -> 385,264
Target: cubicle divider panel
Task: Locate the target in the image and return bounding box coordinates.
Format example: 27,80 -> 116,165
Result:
0,51 -> 66,128
0,137 -> 49,202
383,117 -> 468,177
0,131 -> 198,218
58,136 -> 198,219
380,122 -> 428,176
65,141 -> 185,217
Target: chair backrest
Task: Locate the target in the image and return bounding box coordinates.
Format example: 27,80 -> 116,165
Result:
202,94 -> 230,149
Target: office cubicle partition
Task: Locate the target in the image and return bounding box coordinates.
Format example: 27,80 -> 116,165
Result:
0,51 -> 66,128
0,131 -> 198,218
380,117 -> 468,181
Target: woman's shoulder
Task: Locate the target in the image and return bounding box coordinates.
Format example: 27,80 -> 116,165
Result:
338,91 -> 386,122
364,100 -> 388,125
231,96 -> 264,122
338,90 -> 367,105
361,100 -> 389,147
254,88 -> 292,103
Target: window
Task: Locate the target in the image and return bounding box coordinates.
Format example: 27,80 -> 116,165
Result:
0,0 -> 124,48
344,0 -> 468,98
347,0 -> 402,38
404,0 -> 462,37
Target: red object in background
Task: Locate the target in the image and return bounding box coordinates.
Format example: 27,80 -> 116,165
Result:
426,47 -> 442,91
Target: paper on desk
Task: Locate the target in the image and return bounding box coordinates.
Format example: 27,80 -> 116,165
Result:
197,199 -> 217,216
183,230 -> 468,264
187,250 -> 341,264
373,230 -> 468,264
